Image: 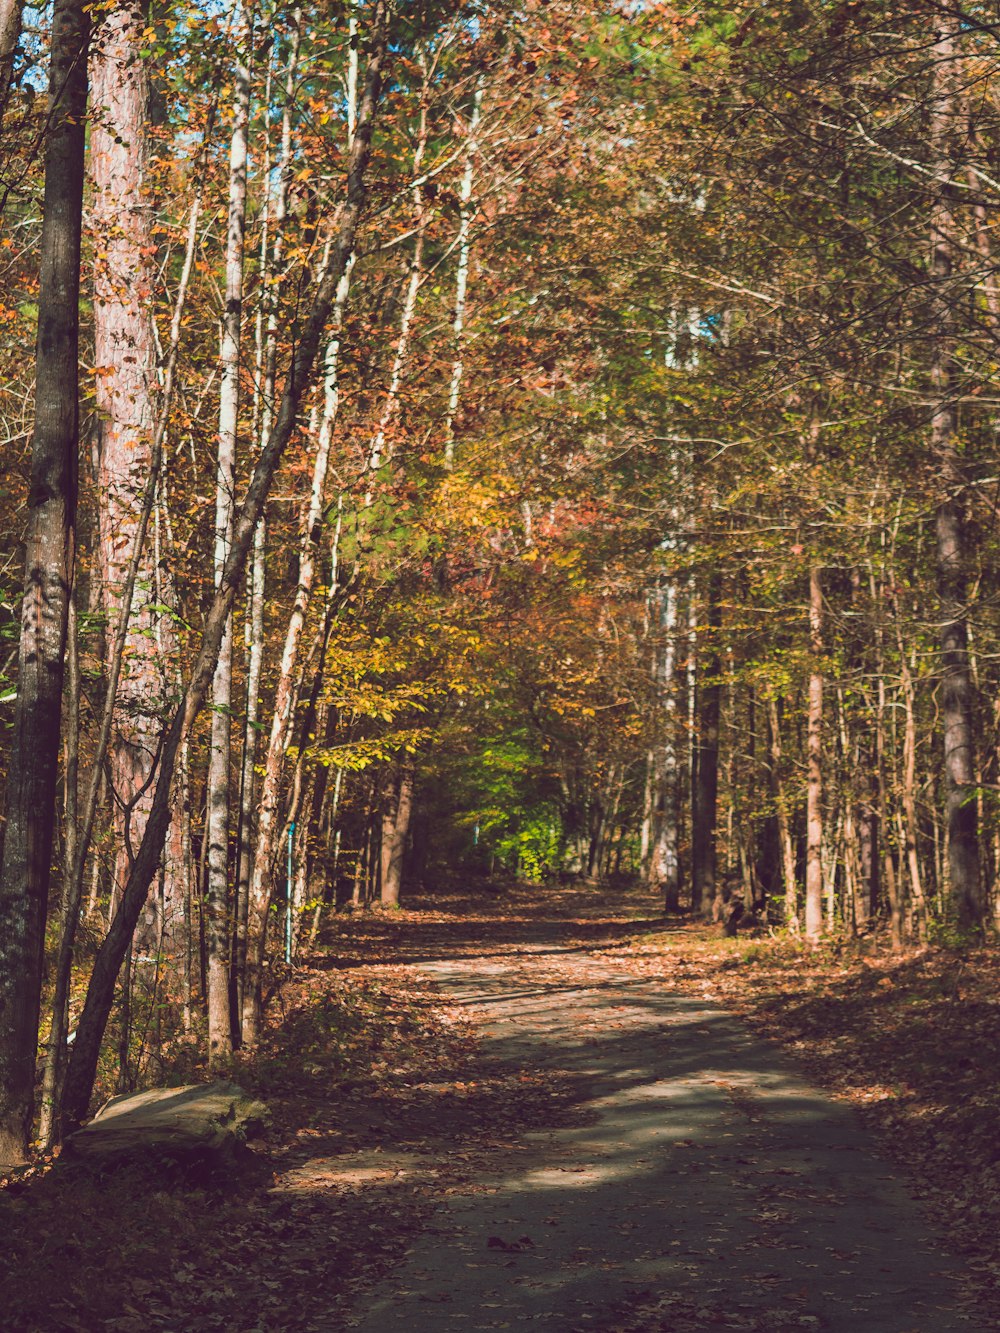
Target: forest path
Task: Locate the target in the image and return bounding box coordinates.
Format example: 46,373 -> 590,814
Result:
344,899 -> 968,1332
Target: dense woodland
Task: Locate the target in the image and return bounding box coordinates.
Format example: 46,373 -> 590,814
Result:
0,0 -> 999,1166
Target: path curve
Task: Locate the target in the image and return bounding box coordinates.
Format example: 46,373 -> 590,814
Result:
348,948 -> 970,1332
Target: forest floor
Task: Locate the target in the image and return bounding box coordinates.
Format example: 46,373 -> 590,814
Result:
2,883 -> 1000,1330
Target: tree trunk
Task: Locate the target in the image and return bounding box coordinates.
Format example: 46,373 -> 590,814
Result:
37,586 -> 80,1147
898,642 -> 927,940
0,0 -> 88,1164
0,0 -> 22,120
767,697 -> 799,931
240,259 -> 355,1042
91,0 -> 182,955
856,785 -> 877,929
206,42 -> 251,1066
235,9 -> 301,1029
647,584 -> 680,911
380,768 -> 413,907
930,28 -> 981,929
691,573 -> 721,918
804,564 -> 823,941
444,82 -> 482,464
639,752 -> 653,875
59,2 -> 393,1136
366,43 -> 431,479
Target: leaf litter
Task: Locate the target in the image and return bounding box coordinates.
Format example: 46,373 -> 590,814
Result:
1,883 -> 998,1328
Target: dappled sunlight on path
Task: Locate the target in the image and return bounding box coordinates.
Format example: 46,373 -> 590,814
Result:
346,923 -> 970,1333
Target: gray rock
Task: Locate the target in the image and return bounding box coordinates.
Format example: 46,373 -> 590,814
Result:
66,1081 -> 268,1164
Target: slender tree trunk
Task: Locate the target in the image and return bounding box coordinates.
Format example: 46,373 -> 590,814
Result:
686,581 -> 698,906
37,586 -> 80,1146
59,1 -> 393,1136
235,13 -> 302,1013
648,584 -> 680,911
872,617 -> 904,947
366,45 -> 431,478
836,687 -> 862,936
931,28 -> 981,929
841,799 -> 859,932
691,573 -> 721,918
804,564 -> 823,941
934,415 -> 980,926
308,763 -> 343,941
639,753 -> 653,875
444,82 -> 482,464
768,697 -> 799,931
754,682 -> 781,911
0,0 -> 88,1164
206,42 -> 251,1065
899,642 -> 927,940
856,787 -> 877,929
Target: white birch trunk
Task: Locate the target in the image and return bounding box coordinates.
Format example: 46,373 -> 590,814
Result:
444,85 -> 482,466
647,584 -> 680,909
236,12 -> 301,1018
804,563 -> 824,941
206,44 -> 251,1065
366,47 -> 431,478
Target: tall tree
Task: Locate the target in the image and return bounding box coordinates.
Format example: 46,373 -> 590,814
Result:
0,0 -> 89,1164
930,27 -> 981,929
205,26 -> 252,1066
691,573 -> 721,918
91,0 -> 181,950
646,583 -> 681,911
804,561 -> 824,940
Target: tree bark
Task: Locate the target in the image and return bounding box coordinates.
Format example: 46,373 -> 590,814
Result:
444,82 -> 482,464
804,564 -> 823,941
930,27 -> 981,929
898,638 -> 927,940
205,41 -> 251,1065
91,0 -> 182,955
235,7 -> 301,1028
0,0 -> 22,121
647,584 -> 680,911
0,0 -> 88,1164
767,697 -> 799,931
380,767 -> 413,907
40,128 -> 207,1147
691,573 -> 721,918
365,42 -> 431,479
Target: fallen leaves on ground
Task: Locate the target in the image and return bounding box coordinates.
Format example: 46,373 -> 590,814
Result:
604,918 -> 1000,1317
4,883 -> 999,1329
0,891 -> 583,1332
